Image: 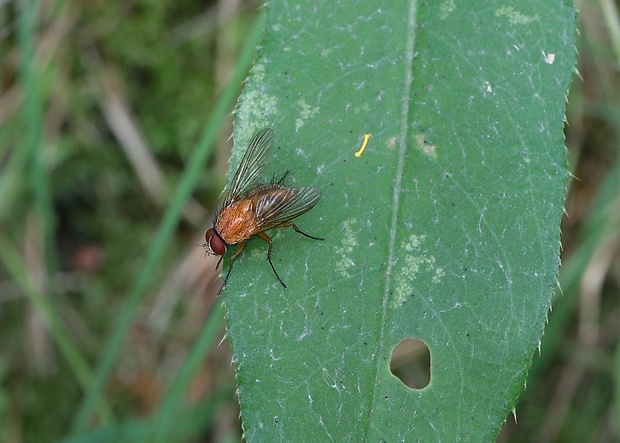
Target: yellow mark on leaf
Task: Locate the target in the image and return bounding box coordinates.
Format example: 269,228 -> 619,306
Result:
354,134 -> 372,157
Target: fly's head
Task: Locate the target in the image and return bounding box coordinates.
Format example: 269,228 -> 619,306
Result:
203,228 -> 227,256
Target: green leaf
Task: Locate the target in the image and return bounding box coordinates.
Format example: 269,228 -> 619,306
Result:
224,0 -> 575,440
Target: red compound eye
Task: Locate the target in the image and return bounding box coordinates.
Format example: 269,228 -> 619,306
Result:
205,228 -> 227,255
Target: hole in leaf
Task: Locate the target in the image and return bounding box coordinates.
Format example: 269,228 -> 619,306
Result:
390,338 -> 431,390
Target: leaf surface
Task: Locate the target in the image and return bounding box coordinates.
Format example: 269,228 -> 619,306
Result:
225,1 -> 575,440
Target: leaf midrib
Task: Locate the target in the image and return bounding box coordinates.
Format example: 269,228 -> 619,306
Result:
363,0 -> 419,439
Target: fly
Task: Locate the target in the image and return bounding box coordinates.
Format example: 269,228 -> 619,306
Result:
203,128 -> 323,291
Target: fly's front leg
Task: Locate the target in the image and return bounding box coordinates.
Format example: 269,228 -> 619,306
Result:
257,232 -> 287,288
219,241 -> 247,295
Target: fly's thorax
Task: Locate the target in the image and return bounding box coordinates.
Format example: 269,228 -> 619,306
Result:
215,199 -> 260,244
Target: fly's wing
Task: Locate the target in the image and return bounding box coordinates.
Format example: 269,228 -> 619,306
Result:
253,185 -> 322,230
224,128 -> 274,206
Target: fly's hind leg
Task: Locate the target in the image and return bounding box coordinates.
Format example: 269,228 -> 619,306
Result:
257,232 -> 287,289
278,221 -> 324,241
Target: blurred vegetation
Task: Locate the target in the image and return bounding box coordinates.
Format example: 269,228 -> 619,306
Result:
1,0 -> 261,441
0,0 -> 617,442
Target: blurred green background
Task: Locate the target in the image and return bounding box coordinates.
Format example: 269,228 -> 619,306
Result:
0,0 -> 617,442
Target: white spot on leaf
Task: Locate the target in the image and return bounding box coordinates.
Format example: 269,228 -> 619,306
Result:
495,6 -> 537,25
393,234 -> 444,308
543,52 -> 556,64
415,133 -> 437,159
295,99 -> 320,131
335,219 -> 357,278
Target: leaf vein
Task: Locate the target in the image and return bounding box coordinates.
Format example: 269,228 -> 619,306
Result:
365,0 -> 419,439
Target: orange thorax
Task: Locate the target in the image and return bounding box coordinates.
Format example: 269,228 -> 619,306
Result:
215,199 -> 260,245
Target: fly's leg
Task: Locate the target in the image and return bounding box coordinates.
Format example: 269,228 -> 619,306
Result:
269,171 -> 289,185
276,171 -> 290,185
278,221 -> 324,241
218,241 -> 247,295
257,232 -> 287,289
